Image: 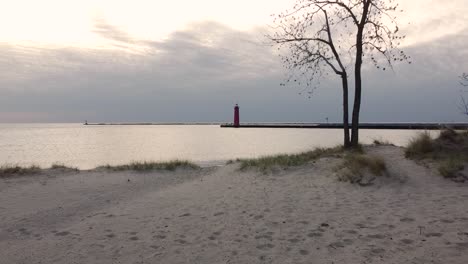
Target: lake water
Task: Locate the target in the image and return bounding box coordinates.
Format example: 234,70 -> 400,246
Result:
0,124 -> 433,169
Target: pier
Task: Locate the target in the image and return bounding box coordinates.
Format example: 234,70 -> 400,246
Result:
220,123 -> 468,130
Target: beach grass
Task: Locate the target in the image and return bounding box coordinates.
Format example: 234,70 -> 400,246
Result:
50,163 -> 79,171
405,132 -> 434,159
437,157 -> 465,179
405,129 -> 468,160
342,154 -> 386,176
97,160 -> 200,172
336,153 -> 386,184
372,138 -> 394,146
237,146 -> 346,172
0,165 -> 41,177
336,153 -> 387,186
405,129 -> 468,180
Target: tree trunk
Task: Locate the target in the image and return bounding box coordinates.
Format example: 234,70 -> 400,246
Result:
351,1 -> 370,148
351,62 -> 362,148
351,50 -> 362,147
341,73 -> 351,148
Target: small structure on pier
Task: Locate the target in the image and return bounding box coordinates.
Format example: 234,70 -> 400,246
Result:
234,104 -> 240,127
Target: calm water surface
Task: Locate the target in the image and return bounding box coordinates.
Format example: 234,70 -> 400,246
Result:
0,124 -> 433,169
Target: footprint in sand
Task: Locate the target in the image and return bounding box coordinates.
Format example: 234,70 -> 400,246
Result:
370,248 -> 385,255
174,239 -> 187,244
55,231 -> 70,236
456,242 -> 468,250
255,233 -> 273,240
179,213 -> 191,217
400,217 -> 415,223
18,228 -> 32,236
367,234 -> 385,239
256,244 -> 275,250
307,232 -> 322,238
288,238 -> 301,243
400,239 -> 414,244
425,232 -> 443,237
440,219 -> 455,224
328,241 -> 345,248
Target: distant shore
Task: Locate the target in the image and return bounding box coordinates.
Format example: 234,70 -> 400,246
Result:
84,122 -> 222,126
83,122 -> 468,130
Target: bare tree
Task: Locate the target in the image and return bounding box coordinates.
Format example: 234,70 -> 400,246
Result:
270,0 -> 409,148
459,73 -> 468,115
270,4 -> 351,147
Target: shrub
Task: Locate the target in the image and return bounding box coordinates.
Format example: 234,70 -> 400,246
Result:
405,132 -> 433,158
405,129 -> 468,182
438,129 -> 458,143
337,154 -> 386,185
438,158 -> 464,178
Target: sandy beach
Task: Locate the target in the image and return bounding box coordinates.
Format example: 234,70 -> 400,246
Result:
1,145 -> 467,264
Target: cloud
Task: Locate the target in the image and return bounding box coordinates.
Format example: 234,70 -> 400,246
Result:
0,21 -> 467,123
93,18 -> 134,44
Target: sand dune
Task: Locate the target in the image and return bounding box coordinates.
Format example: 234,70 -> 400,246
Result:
1,146 -> 467,264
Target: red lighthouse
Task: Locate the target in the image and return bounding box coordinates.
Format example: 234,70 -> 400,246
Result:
234,104 -> 240,127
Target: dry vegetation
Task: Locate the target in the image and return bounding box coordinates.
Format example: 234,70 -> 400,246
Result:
51,163 -> 79,171
405,129 -> 468,181
0,160 -> 199,177
336,154 -> 387,186
237,146 -> 345,173
372,138 -> 394,146
237,144 -> 387,186
97,160 -> 200,172
0,165 -> 41,178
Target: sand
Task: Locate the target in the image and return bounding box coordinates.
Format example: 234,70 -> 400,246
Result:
1,145 -> 468,264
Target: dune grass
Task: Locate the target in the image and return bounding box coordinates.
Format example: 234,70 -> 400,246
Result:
237,146 -> 347,173
336,154 -> 386,185
0,165 -> 41,177
405,129 -> 468,181
405,129 -> 468,160
438,158 -> 465,179
405,132 -> 434,159
0,160 -> 199,177
97,160 -> 200,172
50,163 -> 79,171
372,138 -> 394,146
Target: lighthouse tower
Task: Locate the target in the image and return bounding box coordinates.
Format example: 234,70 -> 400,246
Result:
234,104 -> 240,127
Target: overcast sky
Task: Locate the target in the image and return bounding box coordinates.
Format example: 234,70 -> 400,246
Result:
0,0 -> 467,123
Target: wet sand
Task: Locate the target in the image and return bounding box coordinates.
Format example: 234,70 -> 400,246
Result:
1,146 -> 467,264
